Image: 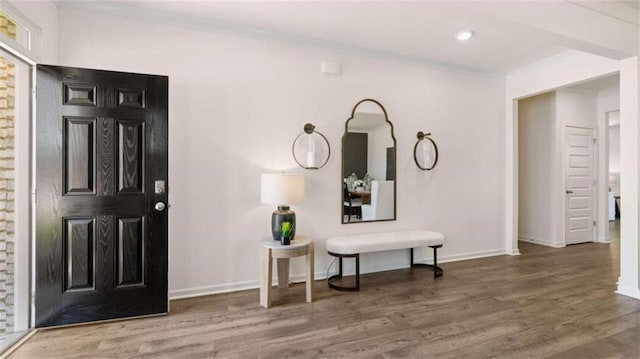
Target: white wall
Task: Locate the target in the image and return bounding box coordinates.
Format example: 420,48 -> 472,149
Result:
56,8 -> 507,298
507,51 -> 620,100
518,88 -> 598,247
604,108 -> 621,179
518,92 -> 558,246
618,57 -> 639,299
597,81 -> 620,241
556,89 -> 598,128
609,124 -> 620,174
609,123 -> 620,203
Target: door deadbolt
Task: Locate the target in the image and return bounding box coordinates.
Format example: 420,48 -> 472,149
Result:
155,202 -> 166,211
155,180 -> 166,194
566,190 -> 573,194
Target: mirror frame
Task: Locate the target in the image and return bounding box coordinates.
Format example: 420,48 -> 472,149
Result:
341,98 -> 397,224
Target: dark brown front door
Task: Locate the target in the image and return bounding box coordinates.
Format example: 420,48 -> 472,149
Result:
35,65 -> 168,327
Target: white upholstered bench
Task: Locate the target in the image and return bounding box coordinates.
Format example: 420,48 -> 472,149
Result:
325,230 -> 445,291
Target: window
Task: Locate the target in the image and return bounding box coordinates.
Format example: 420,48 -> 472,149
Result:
0,3 -> 41,61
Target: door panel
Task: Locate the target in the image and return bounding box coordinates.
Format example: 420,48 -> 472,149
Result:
117,119 -> 145,194
568,154 -> 589,168
116,216 -> 145,287
64,117 -> 96,194
63,83 -> 97,106
564,126 -> 594,245
36,65 -> 168,327
117,88 -> 145,108
569,196 -> 590,209
568,175 -> 590,189
64,217 -> 95,291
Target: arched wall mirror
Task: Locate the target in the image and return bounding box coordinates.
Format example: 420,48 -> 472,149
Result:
342,99 -> 396,224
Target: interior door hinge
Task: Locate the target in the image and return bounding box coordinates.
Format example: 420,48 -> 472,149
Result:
593,220 -> 596,226
593,138 -> 596,144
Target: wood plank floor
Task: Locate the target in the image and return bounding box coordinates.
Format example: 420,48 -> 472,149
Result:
10,236 -> 640,358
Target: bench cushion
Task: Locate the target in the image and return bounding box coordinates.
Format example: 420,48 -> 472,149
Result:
326,230 -> 444,255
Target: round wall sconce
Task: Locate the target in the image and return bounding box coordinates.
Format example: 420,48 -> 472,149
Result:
292,123 -> 331,170
414,131 -> 438,170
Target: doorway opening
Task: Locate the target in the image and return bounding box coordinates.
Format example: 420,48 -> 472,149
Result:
516,74 -> 620,249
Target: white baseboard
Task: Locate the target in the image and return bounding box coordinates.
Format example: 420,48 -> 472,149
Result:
169,248 -> 508,300
415,248 -> 507,264
616,284 -> 640,300
170,280 -> 258,300
169,271 -> 333,300
597,236 -> 611,243
518,237 -> 564,248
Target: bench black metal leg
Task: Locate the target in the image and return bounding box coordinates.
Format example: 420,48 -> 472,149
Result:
327,251 -> 360,291
411,245 -> 443,278
355,254 -> 360,290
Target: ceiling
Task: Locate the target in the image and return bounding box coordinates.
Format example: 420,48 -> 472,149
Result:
58,0 -> 640,74
569,0 -> 640,26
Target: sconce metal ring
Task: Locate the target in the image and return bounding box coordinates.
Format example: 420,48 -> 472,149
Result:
292,123 -> 331,170
414,131 -> 438,171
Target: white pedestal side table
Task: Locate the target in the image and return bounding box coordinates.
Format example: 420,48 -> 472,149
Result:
259,236 -> 314,308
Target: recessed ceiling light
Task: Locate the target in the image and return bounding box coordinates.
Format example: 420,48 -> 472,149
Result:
455,30 -> 474,41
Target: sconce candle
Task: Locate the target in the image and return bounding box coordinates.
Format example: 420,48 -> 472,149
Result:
306,136 -> 316,168
306,152 -> 315,168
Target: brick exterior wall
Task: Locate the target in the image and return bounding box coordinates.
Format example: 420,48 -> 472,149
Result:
0,11 -> 17,335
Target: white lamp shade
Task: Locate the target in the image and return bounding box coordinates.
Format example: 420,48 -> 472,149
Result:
260,173 -> 305,205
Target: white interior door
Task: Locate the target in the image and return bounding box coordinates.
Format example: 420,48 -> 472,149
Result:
565,126 -> 595,245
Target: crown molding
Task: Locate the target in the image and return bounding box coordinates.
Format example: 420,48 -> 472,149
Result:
54,0 -> 500,77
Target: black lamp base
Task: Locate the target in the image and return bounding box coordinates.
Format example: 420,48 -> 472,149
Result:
272,206 -> 296,241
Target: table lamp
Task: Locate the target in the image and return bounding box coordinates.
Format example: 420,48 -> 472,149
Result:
260,173 -> 305,242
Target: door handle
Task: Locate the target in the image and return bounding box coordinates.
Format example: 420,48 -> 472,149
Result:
154,202 -> 167,211
566,190 -> 573,194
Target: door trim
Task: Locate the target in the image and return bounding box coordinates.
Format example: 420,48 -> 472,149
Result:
0,39 -> 36,326
0,43 -> 36,352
